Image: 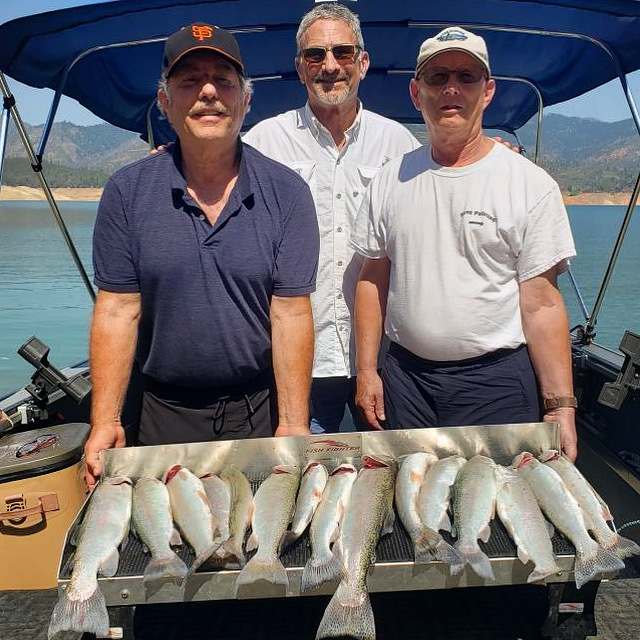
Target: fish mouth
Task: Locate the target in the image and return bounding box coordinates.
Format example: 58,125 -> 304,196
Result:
165,464 -> 183,483
539,449 -> 560,463
273,464 -> 297,475
362,455 -> 393,469
107,476 -> 133,486
331,463 -> 357,476
303,462 -> 321,475
513,452 -> 534,469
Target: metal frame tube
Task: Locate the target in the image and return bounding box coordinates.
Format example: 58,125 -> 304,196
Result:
0,97 -> 11,191
0,71 -> 95,302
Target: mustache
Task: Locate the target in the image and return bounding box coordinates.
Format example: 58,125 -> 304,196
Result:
313,73 -> 349,83
188,102 -> 230,117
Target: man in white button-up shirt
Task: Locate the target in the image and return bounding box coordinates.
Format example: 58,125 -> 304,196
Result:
244,3 -> 420,433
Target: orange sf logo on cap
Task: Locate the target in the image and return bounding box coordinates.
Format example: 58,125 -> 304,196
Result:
191,25 -> 213,41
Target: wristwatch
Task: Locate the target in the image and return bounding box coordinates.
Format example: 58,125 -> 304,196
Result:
542,396 -> 578,411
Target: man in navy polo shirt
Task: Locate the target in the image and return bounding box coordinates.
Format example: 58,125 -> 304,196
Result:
84,24 -> 319,488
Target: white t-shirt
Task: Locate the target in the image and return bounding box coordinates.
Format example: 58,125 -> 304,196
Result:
244,103 -> 420,377
350,142 -> 577,361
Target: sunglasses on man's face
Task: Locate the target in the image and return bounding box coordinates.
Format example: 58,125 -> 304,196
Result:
420,66 -> 487,87
301,44 -> 361,64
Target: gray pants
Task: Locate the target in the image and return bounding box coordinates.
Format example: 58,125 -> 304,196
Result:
137,369 -> 276,445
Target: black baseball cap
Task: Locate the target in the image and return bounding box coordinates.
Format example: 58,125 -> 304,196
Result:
163,24 -> 245,77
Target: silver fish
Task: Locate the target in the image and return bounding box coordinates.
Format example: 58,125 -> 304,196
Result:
48,476 -> 132,639
301,463 -> 357,592
235,465 -> 300,590
284,462 -> 328,546
200,473 -> 233,564
165,465 -> 220,575
132,477 -> 188,585
452,455 -> 497,581
220,467 -> 254,567
540,450 -> 640,559
316,456 -> 396,640
515,452 -> 624,589
495,465 -> 559,583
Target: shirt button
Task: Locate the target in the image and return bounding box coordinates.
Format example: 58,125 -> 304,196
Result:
337,227 -> 343,233
198,214 -> 205,221
337,260 -> 343,267
353,191 -> 359,197
337,293 -> 343,299
336,193 -> 342,199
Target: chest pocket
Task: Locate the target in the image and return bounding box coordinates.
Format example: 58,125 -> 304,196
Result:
289,161 -> 316,201
357,165 -> 380,190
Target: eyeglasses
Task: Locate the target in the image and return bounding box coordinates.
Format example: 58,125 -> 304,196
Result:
419,66 -> 487,87
301,44 -> 361,64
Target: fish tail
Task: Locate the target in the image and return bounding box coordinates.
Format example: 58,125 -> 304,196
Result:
527,561 -> 560,584
414,527 -> 464,573
188,542 -> 223,576
316,580 -> 375,640
574,545 -> 625,589
455,540 -> 495,581
222,538 -> 247,567
48,586 -> 109,639
143,553 -> 189,586
280,530 -> 299,550
605,534 -> 640,559
301,549 -> 336,592
235,553 -> 288,591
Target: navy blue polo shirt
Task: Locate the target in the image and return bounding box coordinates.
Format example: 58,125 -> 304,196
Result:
93,141 -> 319,388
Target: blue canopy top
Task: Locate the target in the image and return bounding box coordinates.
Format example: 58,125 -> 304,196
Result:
2,0 -> 640,144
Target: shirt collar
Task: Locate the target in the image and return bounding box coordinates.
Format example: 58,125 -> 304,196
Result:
169,139 -> 254,212
299,100 -> 364,146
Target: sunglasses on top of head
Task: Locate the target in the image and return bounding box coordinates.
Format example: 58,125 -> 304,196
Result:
301,44 -> 361,64
419,66 -> 488,87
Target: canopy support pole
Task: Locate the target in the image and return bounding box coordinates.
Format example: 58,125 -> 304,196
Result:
0,71 -> 96,303
0,93 -> 12,189
583,74 -> 640,341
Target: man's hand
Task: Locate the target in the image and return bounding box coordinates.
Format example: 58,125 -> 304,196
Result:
543,408 -> 577,462
491,136 -> 522,154
84,422 -> 126,490
274,423 -> 312,437
356,369 -> 385,430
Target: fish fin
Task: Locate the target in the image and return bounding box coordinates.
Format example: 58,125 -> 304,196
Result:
448,520 -> 456,537
545,520 -> 555,539
280,530 -> 299,551
323,538 -> 346,583
99,548 -> 120,577
48,585 -> 109,639
188,542 -> 223,576
455,541 -> 495,581
381,509 -> 395,537
527,562 -> 560,584
301,549 -> 336,592
574,545 -> 625,589
479,524 -> 492,544
143,553 -> 188,586
516,545 -> 531,565
580,509 -> 595,531
315,580 -> 375,640
246,531 -> 258,552
170,528 -> 183,547
604,534 -> 640,560
235,554 -> 288,592
328,522 -> 340,545
414,526 -> 463,573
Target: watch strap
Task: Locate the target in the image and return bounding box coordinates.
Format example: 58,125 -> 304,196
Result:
542,396 -> 578,411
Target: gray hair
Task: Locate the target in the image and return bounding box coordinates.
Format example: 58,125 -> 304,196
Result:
156,70 -> 253,117
296,2 -> 365,54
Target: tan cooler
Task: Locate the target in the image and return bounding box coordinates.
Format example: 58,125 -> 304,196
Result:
0,423 -> 89,590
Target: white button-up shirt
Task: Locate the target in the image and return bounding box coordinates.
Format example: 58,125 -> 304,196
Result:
244,103 -> 420,377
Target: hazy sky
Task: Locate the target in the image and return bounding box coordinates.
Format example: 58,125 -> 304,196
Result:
3,1 -> 640,127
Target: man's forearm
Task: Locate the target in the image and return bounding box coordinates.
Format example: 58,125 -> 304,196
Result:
271,296 -> 314,430
90,291 -> 141,427
355,258 -> 390,372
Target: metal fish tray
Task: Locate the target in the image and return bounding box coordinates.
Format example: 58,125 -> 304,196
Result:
57,422 -> 578,606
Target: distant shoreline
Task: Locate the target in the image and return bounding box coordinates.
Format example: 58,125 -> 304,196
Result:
0,185 -> 635,206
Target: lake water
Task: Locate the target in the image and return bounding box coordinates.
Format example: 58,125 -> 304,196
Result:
1,201 -> 639,398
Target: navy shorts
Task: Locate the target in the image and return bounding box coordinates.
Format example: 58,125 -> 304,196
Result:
381,342 -> 540,429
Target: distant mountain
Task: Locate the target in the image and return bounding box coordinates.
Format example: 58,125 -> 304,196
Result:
3,114 -> 640,193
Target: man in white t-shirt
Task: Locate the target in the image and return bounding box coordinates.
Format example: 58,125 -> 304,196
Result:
351,26 -> 579,460
243,3 -> 420,434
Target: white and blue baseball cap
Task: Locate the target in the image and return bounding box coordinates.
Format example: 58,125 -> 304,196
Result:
416,27 -> 490,77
